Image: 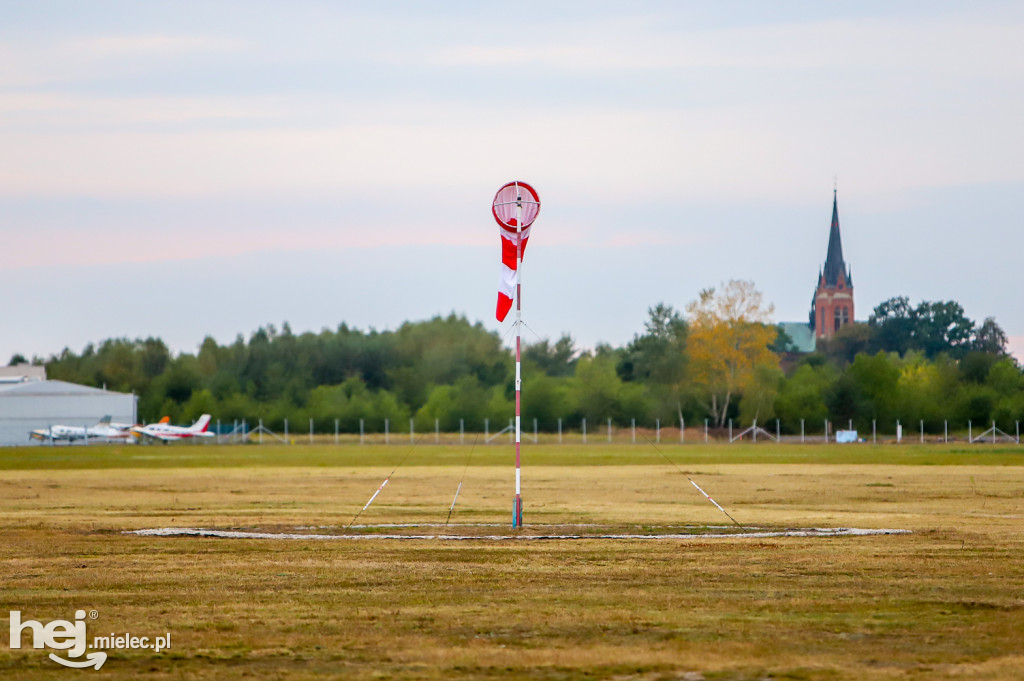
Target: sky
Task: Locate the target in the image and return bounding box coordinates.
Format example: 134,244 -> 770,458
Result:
2,1 -> 1023,362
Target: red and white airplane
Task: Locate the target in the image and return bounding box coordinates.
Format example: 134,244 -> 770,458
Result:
131,414 -> 215,443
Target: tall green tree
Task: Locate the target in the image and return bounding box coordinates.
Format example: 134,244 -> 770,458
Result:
913,301 -> 974,358
618,303 -> 688,422
524,334 -> 579,377
868,296 -> 916,355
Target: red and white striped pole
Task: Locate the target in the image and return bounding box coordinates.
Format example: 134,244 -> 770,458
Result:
513,191 -> 523,528
492,180 -> 538,528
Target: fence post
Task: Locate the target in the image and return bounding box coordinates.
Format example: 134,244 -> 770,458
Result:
558,418 -> 562,444
704,418 -> 708,443
968,420 -> 972,443
656,418 -> 660,443
776,419 -> 780,442
920,420 -> 924,444
460,418 -> 464,445
485,418 -> 489,441
824,420 -> 828,443
801,418 -> 805,443
582,418 -> 587,444
285,418 -> 289,444
607,418 -> 612,443
435,418 -> 440,445
896,419 -> 901,444
233,419 -> 238,444
753,419 -> 757,444
728,419 -> 733,443
259,418 -> 264,445
217,419 -> 222,444
335,418 -> 339,445
872,419 -> 876,444
359,418 -> 364,445
944,420 -> 947,444
631,418 -> 636,444
509,418 -> 514,443
385,418 -> 389,445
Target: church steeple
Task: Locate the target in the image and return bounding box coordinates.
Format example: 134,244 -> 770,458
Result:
822,189 -> 848,287
810,187 -> 855,339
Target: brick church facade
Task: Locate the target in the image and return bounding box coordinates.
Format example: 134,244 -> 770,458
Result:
809,190 -> 854,339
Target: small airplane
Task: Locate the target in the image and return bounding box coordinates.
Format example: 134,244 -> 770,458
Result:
131,414 -> 215,443
30,416 -> 137,443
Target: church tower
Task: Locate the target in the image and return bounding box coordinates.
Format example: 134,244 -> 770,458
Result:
809,190 -> 854,339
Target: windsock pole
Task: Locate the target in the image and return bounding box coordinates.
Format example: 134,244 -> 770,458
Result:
513,190 -> 524,528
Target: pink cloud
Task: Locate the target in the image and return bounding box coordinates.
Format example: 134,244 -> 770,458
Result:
1006,336 -> 1024,364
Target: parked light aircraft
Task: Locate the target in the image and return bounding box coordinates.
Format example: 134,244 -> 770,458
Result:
131,414 -> 214,443
30,415 -> 138,443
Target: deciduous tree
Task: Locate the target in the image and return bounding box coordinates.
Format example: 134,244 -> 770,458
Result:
686,280 -> 779,427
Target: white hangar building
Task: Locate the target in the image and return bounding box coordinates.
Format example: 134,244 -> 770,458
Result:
0,379 -> 137,446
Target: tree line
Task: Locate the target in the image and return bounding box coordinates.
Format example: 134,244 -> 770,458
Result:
15,281 -> 1021,433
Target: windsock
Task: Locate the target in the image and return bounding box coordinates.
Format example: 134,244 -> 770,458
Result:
492,181 -> 541,322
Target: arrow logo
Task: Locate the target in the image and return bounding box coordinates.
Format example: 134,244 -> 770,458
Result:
48,652 -> 107,670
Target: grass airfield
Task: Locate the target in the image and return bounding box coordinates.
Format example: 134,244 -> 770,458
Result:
2,443 -> 1023,680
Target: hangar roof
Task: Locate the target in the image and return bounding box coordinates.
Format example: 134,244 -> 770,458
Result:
0,379 -> 131,397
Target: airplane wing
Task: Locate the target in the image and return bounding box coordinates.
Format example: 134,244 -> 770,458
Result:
131,427 -> 172,442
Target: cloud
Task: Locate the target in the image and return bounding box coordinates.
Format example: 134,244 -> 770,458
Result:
0,34 -> 244,88
424,14 -> 1024,76
0,92 -> 285,127
1006,336 -> 1024,364
1,7 -> 1021,208
1,95 -> 1021,209
69,34 -> 245,56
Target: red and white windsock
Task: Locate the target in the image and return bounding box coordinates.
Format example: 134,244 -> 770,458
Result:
492,181 -> 541,322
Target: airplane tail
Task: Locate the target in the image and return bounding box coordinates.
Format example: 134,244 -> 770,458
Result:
97,415 -> 112,426
190,414 -> 212,433
158,416 -> 170,424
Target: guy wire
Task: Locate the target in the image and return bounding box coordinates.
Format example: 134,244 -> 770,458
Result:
346,436 -> 420,530
446,433 -> 480,525
639,432 -> 746,531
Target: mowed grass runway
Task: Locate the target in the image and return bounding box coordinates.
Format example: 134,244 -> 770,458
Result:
2,443 -> 1023,680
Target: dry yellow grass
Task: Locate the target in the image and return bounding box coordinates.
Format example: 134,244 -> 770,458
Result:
1,445 -> 1023,680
